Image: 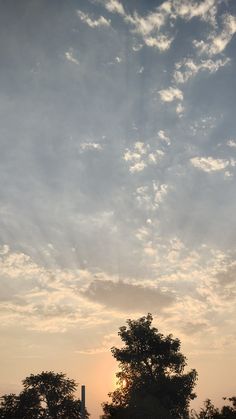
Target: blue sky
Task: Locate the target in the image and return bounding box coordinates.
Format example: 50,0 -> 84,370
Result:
0,0 -> 236,417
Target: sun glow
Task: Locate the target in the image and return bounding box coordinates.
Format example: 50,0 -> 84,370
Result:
122,379 -> 127,388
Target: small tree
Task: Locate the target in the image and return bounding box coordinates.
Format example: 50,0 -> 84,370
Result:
103,314 -> 197,419
0,371 -> 89,418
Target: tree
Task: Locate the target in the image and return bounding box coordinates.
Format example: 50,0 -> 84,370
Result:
221,397 -> 236,418
191,399 -> 221,419
0,371 -> 89,419
191,397 -> 236,418
103,314 -> 197,419
0,389 -> 42,419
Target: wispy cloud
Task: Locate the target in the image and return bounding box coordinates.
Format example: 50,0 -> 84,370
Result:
123,142 -> 148,173
144,35 -> 173,51
176,103 -> 184,116
0,247 -> 109,332
77,10 -> 110,28
194,13 -> 236,55
125,0 -> 217,37
159,86 -> 183,102
65,49 -> 79,65
122,7 -> 174,51
80,142 -> 103,152
123,141 -> 164,173
227,139 -> 236,148
172,0 -> 217,25
190,156 -> 230,172
75,332 -> 120,355
104,0 -> 125,16
102,0 -> 220,52
137,66 -> 144,74
158,130 -> 171,145
136,182 -> 169,211
126,9 -> 166,36
174,57 -> 230,84
115,56 -> 122,63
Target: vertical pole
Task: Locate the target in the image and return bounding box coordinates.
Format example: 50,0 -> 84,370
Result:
81,385 -> 85,419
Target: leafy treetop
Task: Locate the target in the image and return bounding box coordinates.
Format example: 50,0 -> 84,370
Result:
103,314 -> 197,419
0,371 -> 89,419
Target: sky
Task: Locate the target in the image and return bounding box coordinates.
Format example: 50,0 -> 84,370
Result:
0,0 -> 236,417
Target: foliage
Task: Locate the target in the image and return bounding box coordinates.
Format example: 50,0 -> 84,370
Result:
0,371 -> 89,419
0,390 -> 42,419
103,314 -> 197,419
191,397 -> 236,418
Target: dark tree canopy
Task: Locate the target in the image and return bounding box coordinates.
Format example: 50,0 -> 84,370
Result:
103,314 -> 197,419
0,371 -> 89,419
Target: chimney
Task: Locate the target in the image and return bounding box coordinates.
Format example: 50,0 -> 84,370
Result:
81,385 -> 86,419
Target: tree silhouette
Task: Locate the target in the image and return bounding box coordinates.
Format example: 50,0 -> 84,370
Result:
0,371 -> 89,418
0,389 -> 42,419
103,314 -> 197,419
191,397 -> 236,418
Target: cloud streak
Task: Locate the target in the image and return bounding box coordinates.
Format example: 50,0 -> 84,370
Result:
77,10 -> 110,28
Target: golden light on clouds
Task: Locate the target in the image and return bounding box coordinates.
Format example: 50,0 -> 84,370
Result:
0,0 -> 236,417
